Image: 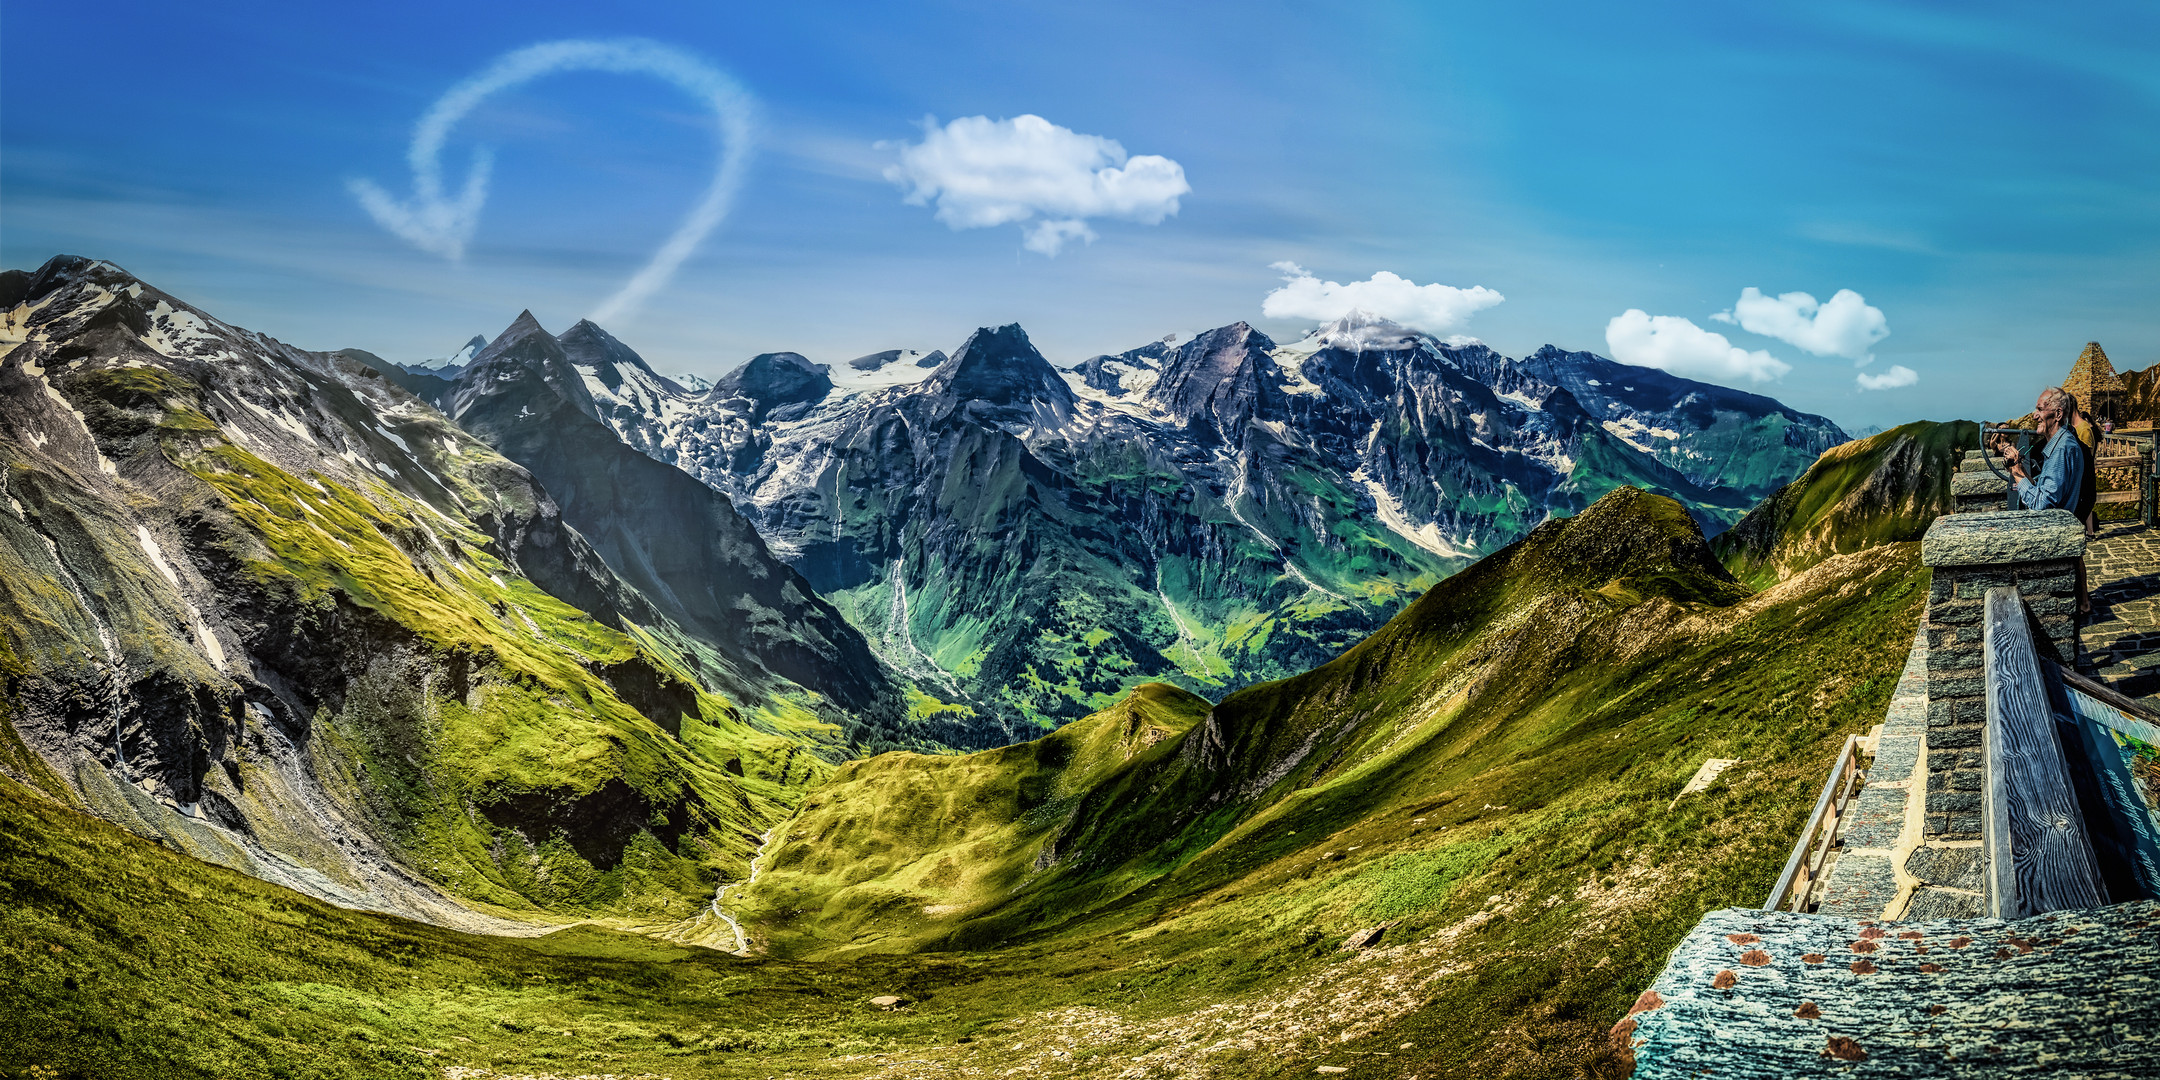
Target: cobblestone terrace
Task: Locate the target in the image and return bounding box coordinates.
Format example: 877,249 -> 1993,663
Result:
2084,520 -> 2160,709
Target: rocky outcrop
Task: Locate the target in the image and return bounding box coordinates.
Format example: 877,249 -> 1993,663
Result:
0,256 -> 819,928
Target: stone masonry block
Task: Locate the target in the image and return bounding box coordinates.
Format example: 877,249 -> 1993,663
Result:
1955,573 -> 2014,599
1950,769 -> 1984,791
1929,790 -> 1981,814
1921,509 -> 2085,566
1930,600 -> 1983,626
2025,595 -> 2074,618
2020,572 -> 2075,596
1930,674 -> 1986,698
1927,643 -> 1983,670
1948,813 -> 1982,836
1927,749 -> 1963,773
1926,699 -> 1984,727
1929,725 -> 1981,750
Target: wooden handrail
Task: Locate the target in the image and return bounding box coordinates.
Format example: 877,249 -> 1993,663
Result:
1982,586 -> 2107,919
1763,733 -> 1861,911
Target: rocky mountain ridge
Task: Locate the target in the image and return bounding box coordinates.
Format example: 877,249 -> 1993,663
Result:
442,309 -> 1842,729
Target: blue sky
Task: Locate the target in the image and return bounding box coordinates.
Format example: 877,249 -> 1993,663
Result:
5,1 -> 2156,431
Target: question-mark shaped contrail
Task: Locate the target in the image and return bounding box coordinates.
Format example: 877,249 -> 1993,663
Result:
351,38 -> 756,324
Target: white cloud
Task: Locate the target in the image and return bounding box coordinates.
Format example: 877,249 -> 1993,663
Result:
1260,263 -> 1504,333
1022,218 -> 1096,256
1711,287 -> 1889,363
1604,309 -> 1792,385
1856,364 -> 1919,391
882,114 -> 1189,255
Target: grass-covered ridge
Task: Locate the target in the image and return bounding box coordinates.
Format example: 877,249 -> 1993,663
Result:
745,682 -> 1210,956
1712,419 -> 1975,589
718,486 -> 1929,1076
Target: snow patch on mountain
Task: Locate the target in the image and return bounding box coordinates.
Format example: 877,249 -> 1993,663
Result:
409,335 -> 487,374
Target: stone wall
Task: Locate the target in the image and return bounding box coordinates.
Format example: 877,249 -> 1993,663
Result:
1952,448 -> 2010,514
1918,509 -> 2085,840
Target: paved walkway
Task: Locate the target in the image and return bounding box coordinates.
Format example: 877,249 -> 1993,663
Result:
2083,521 -> 2160,709
1815,630 -> 1928,920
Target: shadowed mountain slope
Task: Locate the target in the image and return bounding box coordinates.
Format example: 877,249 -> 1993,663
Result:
446,313 -> 932,751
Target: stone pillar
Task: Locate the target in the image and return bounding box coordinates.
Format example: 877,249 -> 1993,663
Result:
1952,449 -> 2010,514
1917,509 -> 2086,840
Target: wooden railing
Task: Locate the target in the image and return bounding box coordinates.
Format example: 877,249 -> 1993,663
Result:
1763,733 -> 1864,912
1982,585 -> 2107,918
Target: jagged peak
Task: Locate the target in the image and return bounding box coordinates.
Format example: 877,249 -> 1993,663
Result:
925,324 -> 1075,412
462,310 -> 573,383
1146,321 -> 1285,434
556,319 -> 668,387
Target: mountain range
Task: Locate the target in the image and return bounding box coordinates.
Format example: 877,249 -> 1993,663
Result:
4,255 -> 2000,1080
403,309 -> 1843,732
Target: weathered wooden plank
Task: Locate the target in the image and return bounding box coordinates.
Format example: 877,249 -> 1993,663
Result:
2095,490 -> 2140,505
1763,734 -> 1857,911
1983,586 -> 2107,919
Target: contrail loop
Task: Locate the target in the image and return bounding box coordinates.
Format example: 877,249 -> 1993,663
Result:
351,38 -> 757,324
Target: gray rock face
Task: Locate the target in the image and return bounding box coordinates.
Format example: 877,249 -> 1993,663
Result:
0,255 -> 787,929
1920,510 -> 2086,566
1622,901 -> 2160,1078
1146,322 -> 1281,442
714,352 -> 833,421
451,312 -> 913,737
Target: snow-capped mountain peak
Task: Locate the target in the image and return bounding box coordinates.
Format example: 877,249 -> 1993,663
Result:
1310,309 -> 1422,352
411,333 -> 487,374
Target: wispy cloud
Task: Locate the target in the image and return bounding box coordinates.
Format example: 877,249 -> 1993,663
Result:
1712,286 -> 1889,363
881,114 -> 1189,255
1605,309 -> 1791,384
349,38 -> 758,324
1260,263 -> 1503,333
1856,364 -> 1919,391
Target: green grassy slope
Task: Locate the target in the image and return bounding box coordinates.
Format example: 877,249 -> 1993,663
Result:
4,476 -> 1934,1079
733,486 -> 1929,1077
749,682 -> 1210,955
0,769 -> 1057,1080
1712,420 -> 1975,589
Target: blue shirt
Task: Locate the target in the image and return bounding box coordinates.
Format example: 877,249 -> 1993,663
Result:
2014,427 -> 2086,512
